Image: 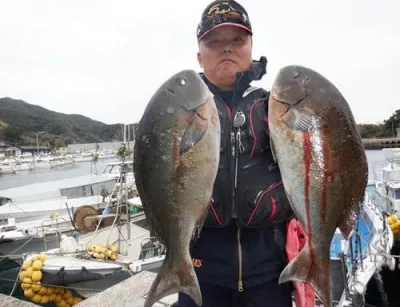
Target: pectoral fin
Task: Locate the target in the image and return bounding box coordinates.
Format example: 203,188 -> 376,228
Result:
284,108 -> 323,131
180,112 -> 207,154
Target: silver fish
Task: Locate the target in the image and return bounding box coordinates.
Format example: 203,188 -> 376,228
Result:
134,70 -> 220,307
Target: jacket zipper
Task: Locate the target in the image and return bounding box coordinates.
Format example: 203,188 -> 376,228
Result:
237,227 -> 244,292
233,109 -> 245,292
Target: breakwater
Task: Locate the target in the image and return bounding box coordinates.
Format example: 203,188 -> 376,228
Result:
362,138 -> 400,150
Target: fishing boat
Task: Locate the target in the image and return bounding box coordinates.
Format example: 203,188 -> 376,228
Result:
369,148 -> 400,215
0,174 -> 117,224
329,184 -> 395,307
12,173 -> 162,302
0,161 -> 136,260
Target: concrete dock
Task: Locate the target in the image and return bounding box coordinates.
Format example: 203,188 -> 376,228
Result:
0,272 -> 176,307
0,294 -> 39,307
75,271 -> 177,307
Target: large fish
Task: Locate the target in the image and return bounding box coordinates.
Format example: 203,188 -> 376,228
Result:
267,65 -> 368,306
133,70 -> 220,307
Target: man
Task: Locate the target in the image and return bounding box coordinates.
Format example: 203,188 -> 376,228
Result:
177,1 -> 294,306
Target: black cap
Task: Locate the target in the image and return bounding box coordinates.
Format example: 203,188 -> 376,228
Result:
196,1 -> 252,41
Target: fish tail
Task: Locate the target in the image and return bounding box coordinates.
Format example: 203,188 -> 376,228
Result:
279,243 -> 331,306
144,257 -> 201,307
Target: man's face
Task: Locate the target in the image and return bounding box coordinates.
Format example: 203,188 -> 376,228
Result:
197,26 -> 252,90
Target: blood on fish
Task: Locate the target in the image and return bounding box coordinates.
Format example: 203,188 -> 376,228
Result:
320,126 -> 329,224
303,131 -> 316,271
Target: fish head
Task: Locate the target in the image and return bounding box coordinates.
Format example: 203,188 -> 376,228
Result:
269,65 -> 325,132
162,70 -> 212,112
270,65 -> 310,107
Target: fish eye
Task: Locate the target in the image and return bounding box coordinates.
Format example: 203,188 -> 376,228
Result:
178,78 -> 186,86
292,71 -> 300,79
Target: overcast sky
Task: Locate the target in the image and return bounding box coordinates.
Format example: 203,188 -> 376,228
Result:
1,0 -> 399,125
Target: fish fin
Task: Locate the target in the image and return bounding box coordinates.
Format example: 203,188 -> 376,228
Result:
337,207 -> 359,240
270,137 -> 277,163
284,108 -> 323,131
180,112 -> 207,154
144,256 -> 202,307
279,243 -> 331,307
191,203 -> 210,246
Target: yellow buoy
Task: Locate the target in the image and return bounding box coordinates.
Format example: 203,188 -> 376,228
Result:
31,282 -> 41,292
31,270 -> 42,282
19,271 -> 26,281
63,291 -> 72,300
24,267 -> 34,278
110,246 -> 118,253
24,288 -> 34,299
30,254 -> 39,262
46,287 -> 55,295
31,294 -> 42,304
72,297 -> 82,305
22,260 -> 32,270
39,287 -> 47,295
22,278 -> 32,289
49,293 -> 57,302
55,294 -> 63,303
58,300 -> 68,307
392,215 -> 399,223
32,260 -> 43,271
40,295 -> 50,304
39,253 -> 47,262
66,297 -> 75,305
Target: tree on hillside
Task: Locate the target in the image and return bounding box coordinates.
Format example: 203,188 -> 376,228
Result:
358,124 -> 387,138
3,126 -> 23,144
383,109 -> 400,137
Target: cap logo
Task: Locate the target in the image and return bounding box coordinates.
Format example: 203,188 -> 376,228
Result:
208,2 -> 234,15
206,2 -> 248,23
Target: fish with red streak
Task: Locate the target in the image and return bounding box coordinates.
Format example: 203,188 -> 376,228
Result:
267,65 -> 368,306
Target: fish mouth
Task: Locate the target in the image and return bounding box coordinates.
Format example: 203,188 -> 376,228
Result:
271,90 -> 308,106
272,91 -> 309,117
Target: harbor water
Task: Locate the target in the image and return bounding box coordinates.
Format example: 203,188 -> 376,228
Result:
0,150 -> 388,191
0,159 -> 115,191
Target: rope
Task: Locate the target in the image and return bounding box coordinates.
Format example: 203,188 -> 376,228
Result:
107,176 -> 125,246
9,265 -> 24,296
86,172 -> 122,246
0,236 -> 34,264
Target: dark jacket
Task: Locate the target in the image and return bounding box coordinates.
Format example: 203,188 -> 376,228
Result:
190,57 -> 293,291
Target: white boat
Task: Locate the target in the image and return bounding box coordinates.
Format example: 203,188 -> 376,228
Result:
369,148 -> 400,214
329,185 -> 395,306
14,160 -> 34,171
102,161 -> 135,188
73,152 -> 95,162
0,174 -> 118,224
0,161 -> 16,174
17,219 -> 163,299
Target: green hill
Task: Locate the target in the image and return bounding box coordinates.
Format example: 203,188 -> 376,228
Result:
0,97 -> 127,148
